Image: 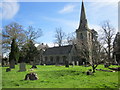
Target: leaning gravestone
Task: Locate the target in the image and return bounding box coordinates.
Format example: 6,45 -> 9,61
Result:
19,63 -> 26,72
10,60 -> 15,69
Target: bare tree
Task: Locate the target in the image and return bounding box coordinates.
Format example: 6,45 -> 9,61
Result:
100,21 -> 115,63
54,27 -> 66,46
91,29 -> 101,73
25,26 -> 42,42
66,32 -> 76,45
2,22 -> 26,53
75,38 -> 90,65
2,23 -> 43,58
75,29 -> 102,73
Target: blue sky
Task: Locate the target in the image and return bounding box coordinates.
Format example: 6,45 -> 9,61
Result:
1,0 -> 118,47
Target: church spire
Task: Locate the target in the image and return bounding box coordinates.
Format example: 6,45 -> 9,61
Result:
78,0 -> 88,30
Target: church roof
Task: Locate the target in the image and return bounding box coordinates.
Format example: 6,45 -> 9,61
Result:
43,45 -> 73,56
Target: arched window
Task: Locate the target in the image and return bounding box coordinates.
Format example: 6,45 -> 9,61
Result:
50,56 -> 53,62
56,56 -> 60,63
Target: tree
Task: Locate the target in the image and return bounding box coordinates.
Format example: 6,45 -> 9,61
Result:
75,39 -> 89,63
75,29 -> 102,73
22,40 -> 38,64
91,29 -> 101,73
9,38 -> 19,68
2,22 -> 26,52
54,27 -> 66,46
100,21 -> 115,63
2,23 -> 43,61
25,26 -> 42,42
66,32 -> 76,45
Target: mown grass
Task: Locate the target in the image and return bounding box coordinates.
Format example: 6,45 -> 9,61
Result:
2,64 -> 119,88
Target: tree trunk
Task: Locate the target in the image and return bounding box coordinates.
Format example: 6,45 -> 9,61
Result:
92,64 -> 98,73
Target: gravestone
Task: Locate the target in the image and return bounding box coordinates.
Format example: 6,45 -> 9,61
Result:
6,68 -> 11,72
72,61 -> 75,66
65,61 -> 69,67
19,63 -> 26,72
76,61 -> 79,66
83,62 -> 85,65
10,60 -> 15,69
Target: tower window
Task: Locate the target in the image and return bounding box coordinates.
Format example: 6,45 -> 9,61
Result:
80,33 -> 83,39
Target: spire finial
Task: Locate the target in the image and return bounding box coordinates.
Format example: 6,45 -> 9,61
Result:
78,0 -> 88,30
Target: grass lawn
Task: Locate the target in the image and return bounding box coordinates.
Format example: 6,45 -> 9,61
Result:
2,64 -> 119,88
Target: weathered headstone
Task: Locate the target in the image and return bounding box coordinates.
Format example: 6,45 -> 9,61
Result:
72,61 -> 75,66
76,61 -> 79,66
10,60 -> 15,69
19,63 -> 26,72
24,72 -> 38,80
83,62 -> 85,65
65,61 -> 69,67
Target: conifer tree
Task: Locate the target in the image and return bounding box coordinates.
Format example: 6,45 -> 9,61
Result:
9,38 -> 19,68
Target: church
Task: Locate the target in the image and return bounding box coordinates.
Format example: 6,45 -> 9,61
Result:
38,1 -> 93,65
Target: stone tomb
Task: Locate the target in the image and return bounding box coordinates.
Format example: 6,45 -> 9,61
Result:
19,63 -> 26,72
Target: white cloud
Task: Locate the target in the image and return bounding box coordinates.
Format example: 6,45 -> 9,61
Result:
58,4 -> 76,14
0,0 -> 20,19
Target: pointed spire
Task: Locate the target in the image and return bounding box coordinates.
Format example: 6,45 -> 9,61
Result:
78,0 -> 88,30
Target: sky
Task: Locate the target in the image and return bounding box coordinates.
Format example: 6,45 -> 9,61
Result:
1,0 -> 119,47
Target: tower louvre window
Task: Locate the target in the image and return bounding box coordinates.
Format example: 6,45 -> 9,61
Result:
80,33 -> 83,39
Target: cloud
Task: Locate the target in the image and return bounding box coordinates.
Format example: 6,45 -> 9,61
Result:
0,0 -> 20,19
58,4 -> 76,14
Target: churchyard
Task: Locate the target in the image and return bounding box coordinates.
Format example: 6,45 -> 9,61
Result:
2,64 -> 119,88
1,1 -> 120,89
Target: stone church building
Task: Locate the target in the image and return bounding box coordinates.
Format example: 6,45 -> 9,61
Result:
38,1 -> 93,65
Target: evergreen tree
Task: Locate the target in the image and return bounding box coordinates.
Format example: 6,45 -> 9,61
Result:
21,40 -> 38,64
9,38 -> 19,68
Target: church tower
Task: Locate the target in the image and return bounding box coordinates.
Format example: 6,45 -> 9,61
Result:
76,0 -> 92,64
